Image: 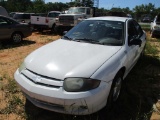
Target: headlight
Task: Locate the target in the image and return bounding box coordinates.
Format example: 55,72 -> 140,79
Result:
63,78 -> 101,92
18,62 -> 26,73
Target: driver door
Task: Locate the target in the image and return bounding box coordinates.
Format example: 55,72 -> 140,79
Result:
126,20 -> 144,71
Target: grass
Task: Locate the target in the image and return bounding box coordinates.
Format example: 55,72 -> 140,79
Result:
0,31 -> 159,120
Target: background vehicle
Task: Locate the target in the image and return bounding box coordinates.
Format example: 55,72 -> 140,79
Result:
141,16 -> 151,23
150,13 -> 160,38
14,16 -> 146,115
30,11 -> 61,32
0,6 -> 9,17
13,12 -> 35,23
0,15 -> 32,43
56,7 -> 95,32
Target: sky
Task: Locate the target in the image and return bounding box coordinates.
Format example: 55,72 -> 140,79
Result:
45,0 -> 160,10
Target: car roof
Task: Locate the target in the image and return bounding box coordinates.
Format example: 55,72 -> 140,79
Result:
86,16 -> 131,22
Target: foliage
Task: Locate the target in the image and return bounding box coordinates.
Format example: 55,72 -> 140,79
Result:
133,3 -> 160,21
71,0 -> 93,7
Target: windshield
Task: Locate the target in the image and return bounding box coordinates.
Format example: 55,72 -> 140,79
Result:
67,8 -> 85,14
63,20 -> 124,46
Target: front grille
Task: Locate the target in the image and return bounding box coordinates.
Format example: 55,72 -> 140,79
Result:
21,69 -> 63,88
59,16 -> 74,24
24,92 -> 65,110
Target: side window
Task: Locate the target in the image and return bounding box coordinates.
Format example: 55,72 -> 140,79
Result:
133,20 -> 143,37
128,20 -> 138,44
23,14 -> 31,19
0,18 -> 8,25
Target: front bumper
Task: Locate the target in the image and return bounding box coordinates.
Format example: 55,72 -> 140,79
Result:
14,69 -> 111,115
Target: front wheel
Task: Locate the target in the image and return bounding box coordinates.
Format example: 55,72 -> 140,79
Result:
106,71 -> 123,109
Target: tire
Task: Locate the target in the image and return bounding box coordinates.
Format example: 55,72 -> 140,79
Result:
51,24 -> 56,33
106,71 -> 123,109
11,32 -> 23,43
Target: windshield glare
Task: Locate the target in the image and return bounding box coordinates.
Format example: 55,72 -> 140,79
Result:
67,8 -> 85,14
64,20 -> 124,46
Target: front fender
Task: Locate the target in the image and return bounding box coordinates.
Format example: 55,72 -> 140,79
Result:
90,47 -> 126,83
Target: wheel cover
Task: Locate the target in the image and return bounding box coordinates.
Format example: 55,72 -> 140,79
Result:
13,34 -> 22,43
113,77 -> 122,101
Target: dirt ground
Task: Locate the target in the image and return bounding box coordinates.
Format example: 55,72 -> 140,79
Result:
0,31 -> 160,120
0,31 -> 61,120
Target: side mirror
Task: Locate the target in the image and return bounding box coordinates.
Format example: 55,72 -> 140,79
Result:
129,38 -> 142,47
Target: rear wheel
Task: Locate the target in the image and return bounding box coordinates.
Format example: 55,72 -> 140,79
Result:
51,24 -> 56,33
11,32 -> 23,43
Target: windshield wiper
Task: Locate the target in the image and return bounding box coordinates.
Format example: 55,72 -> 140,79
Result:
75,38 -> 103,45
62,36 -> 72,40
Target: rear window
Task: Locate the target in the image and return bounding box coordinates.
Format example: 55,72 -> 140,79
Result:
48,12 -> 60,17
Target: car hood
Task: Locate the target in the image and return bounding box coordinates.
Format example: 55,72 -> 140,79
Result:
25,39 -> 122,80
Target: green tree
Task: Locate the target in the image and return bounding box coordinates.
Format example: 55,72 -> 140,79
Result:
71,0 -> 93,7
133,3 -> 155,21
0,0 -> 7,9
6,0 -> 32,12
46,2 -> 68,12
32,0 -> 46,13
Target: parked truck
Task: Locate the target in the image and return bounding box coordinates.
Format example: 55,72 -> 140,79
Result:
31,11 -> 61,32
55,7 -> 95,33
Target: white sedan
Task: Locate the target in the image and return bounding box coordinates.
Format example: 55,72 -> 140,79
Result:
14,16 -> 146,115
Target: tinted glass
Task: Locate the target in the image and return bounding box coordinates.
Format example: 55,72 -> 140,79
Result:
13,14 -> 23,19
48,13 -> 60,17
23,14 -> 31,19
0,17 -> 17,25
